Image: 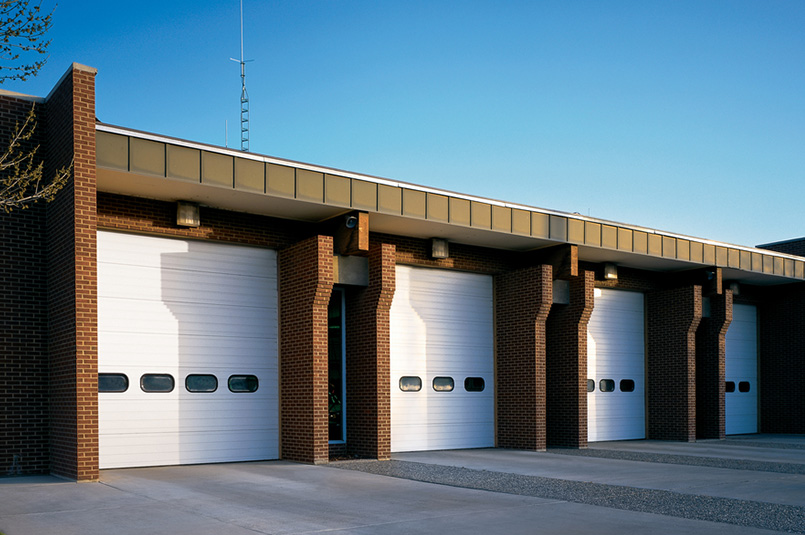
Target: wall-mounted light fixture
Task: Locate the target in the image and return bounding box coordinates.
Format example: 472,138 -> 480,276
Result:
176,201 -> 201,228
431,238 -> 449,259
603,262 -> 618,280
729,282 -> 740,296
345,214 -> 358,229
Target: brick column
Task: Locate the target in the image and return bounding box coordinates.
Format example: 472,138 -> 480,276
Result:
759,283 -> 805,433
646,285 -> 702,441
495,264 -> 553,450
278,235 -> 334,464
345,242 -> 396,460
45,64 -> 99,481
695,290 -> 732,439
546,271 -> 594,448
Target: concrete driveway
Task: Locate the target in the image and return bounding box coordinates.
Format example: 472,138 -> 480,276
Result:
1,435 -> 803,534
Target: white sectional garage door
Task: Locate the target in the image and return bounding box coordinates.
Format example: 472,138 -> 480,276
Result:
725,304 -> 758,435
97,231 -> 279,469
587,288 -> 646,442
390,266 -> 494,452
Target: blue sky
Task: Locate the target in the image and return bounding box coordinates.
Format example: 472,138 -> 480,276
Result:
4,1 -> 804,248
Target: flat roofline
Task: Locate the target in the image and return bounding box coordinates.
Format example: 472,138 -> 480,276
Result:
95,122 -> 804,264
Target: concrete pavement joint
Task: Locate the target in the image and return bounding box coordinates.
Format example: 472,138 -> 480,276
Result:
333,460 -> 805,533
548,448 -> 805,474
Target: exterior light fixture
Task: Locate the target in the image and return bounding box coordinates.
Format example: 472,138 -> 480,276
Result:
729,282 -> 740,296
431,238 -> 449,259
603,262 -> 618,280
176,201 -> 201,228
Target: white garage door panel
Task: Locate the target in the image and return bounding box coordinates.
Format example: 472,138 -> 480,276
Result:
390,266 -> 494,453
98,231 -> 279,469
588,288 -> 646,442
725,304 -> 758,435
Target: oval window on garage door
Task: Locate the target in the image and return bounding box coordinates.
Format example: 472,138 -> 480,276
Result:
141,374 -> 175,393
186,374 -> 218,393
228,375 -> 259,393
399,376 -> 422,392
464,377 -> 485,392
432,377 -> 454,392
99,373 -> 129,393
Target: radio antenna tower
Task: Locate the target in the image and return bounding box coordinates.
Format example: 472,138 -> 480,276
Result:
230,0 -> 253,151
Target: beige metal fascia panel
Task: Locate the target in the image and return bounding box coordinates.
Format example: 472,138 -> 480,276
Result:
532,213 -> 550,238
96,132 -> 128,170
763,255 -> 774,274
427,193 -> 449,223
471,202 -> 492,229
784,258 -> 795,278
512,209 -> 530,236
325,174 -> 351,208
728,248 -> 740,268
634,231 -> 648,254
492,206 -> 512,232
235,158 -> 265,193
617,228 -> 633,252
739,250 -> 751,271
662,236 -> 676,259
352,180 -> 377,211
648,234 -> 662,257
402,189 -> 426,219
449,197 -> 471,226
690,241 -> 704,263
130,137 -> 165,177
584,222 -> 601,247
601,225 -> 617,249
166,144 -> 200,182
715,247 -> 728,267
796,261 -> 805,279
703,244 -> 716,265
774,256 -> 785,276
297,169 -> 324,203
751,252 -> 763,272
201,151 -> 234,187
378,185 -> 402,214
568,219 -> 584,244
677,239 -> 690,261
266,163 -> 295,198
549,215 -> 568,242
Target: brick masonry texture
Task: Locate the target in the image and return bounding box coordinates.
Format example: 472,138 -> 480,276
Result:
759,284 -> 805,433
646,285 -> 702,441
695,290 -> 732,439
758,240 -> 805,257
495,264 -> 553,450
0,96 -> 49,477
344,240 -> 396,460
546,271 -> 595,448
278,235 -> 334,464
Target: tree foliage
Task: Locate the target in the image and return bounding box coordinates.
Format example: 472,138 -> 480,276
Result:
0,1 -> 71,213
0,105 -> 70,212
0,0 -> 53,83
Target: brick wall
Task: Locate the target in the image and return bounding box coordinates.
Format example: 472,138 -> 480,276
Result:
44,64 -> 99,481
546,271 -> 595,447
646,285 -> 702,441
0,94 -> 49,476
278,235 -> 334,463
695,290 -> 731,439
758,240 -> 805,257
759,283 -> 805,433
495,264 -> 553,450
344,241 -> 396,460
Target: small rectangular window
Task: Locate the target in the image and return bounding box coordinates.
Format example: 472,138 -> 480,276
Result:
399,376 -> 422,392
464,377 -> 485,392
141,374 -> 175,393
619,379 -> 635,392
99,373 -> 128,393
186,374 -> 218,393
725,381 -> 736,393
599,379 -> 615,393
738,381 -> 750,393
229,375 -> 259,393
587,379 -> 595,392
433,377 -> 454,392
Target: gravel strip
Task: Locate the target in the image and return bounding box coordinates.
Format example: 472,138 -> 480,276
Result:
334,460 -> 805,533
721,439 -> 805,451
548,448 -> 805,474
